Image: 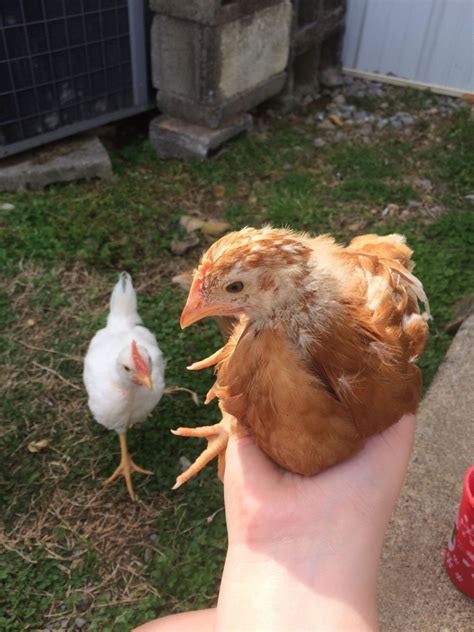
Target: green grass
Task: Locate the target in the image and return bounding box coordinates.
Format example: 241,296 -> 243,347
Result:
1,94 -> 473,630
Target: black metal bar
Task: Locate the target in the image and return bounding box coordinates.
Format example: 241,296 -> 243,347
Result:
18,0 -> 41,139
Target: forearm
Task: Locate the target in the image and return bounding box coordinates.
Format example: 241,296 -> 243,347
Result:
216,537 -> 381,632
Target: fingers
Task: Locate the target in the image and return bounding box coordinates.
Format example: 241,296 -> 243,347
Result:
171,425 -> 220,438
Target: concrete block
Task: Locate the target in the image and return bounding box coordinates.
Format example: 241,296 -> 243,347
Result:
0,135 -> 112,191
150,0 -> 281,25
149,114 -> 253,160
151,1 -> 292,128
218,3 -> 291,100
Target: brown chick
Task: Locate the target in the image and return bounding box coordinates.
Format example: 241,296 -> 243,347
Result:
171,227 -> 429,489
172,270 -> 237,340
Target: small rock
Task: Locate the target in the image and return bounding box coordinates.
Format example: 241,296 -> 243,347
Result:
359,124 -> 372,137
313,138 -> 326,148
382,203 -> 400,218
376,118 -> 389,130
430,205 -> 444,215
78,593 -> 93,612
320,66 -> 344,87
144,548 -> 153,563
390,118 -> 403,130
353,111 -> 369,124
334,131 -> 345,143
179,456 -> 192,472
60,620 -> 69,629
415,178 -> 433,191
408,200 -> 422,209
318,119 -> 336,131
334,94 -> 346,106
400,113 -> 415,126
75,617 -> 87,629
464,194 -> 474,206
0,202 -> 14,210
180,215 -> 205,233
27,318 -> 35,327
170,235 -> 200,256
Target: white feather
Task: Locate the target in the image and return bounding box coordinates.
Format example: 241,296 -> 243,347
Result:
83,272 -> 165,434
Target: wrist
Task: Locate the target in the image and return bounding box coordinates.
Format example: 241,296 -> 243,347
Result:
216,538 -> 380,631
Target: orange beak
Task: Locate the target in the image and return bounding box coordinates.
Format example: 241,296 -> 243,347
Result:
180,288 -> 227,329
136,373 -> 153,391
180,273 -> 239,329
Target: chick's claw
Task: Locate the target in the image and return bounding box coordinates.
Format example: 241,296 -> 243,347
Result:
171,420 -> 230,490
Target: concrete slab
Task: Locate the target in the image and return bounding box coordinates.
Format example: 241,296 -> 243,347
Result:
378,314 -> 474,630
0,135 -> 112,191
149,114 -> 253,160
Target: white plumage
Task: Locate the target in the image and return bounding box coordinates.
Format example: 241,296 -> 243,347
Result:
84,272 -> 165,499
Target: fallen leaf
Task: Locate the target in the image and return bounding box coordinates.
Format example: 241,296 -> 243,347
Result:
28,439 -> 51,453
179,215 -> 205,233
213,185 -> 226,198
329,114 -> 344,128
170,235 -> 200,255
201,220 -> 231,237
171,271 -> 194,292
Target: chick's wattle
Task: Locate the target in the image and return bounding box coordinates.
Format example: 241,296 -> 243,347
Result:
172,227 -> 429,488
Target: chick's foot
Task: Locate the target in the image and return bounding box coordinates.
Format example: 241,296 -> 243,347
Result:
171,415 -> 233,489
103,432 -> 152,501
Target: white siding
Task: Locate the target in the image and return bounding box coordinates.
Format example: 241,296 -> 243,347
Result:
343,0 -> 474,94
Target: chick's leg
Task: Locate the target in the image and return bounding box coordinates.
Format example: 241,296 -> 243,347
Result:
171,413 -> 236,490
103,431 -> 152,501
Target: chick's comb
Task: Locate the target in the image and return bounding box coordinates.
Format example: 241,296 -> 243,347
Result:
131,340 -> 149,375
197,259 -> 212,280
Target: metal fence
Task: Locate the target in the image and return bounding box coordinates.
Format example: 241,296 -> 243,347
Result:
0,0 -> 152,158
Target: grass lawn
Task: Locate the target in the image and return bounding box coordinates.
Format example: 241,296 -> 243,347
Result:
1,87 -> 473,631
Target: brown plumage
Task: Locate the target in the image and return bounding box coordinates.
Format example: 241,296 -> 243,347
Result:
172,227 -> 429,488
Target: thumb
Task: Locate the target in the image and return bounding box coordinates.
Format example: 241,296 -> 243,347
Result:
224,433 -> 283,492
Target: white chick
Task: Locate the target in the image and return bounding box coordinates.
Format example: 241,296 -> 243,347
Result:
84,272 -> 165,500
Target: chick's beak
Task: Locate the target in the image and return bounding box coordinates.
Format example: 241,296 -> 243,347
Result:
137,373 -> 153,391
180,292 -> 224,329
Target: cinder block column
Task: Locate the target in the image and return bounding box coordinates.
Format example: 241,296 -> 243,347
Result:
280,0 -> 347,107
149,0 -> 292,158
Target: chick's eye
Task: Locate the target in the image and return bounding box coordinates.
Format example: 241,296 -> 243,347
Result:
225,281 -> 244,293
123,365 -> 131,372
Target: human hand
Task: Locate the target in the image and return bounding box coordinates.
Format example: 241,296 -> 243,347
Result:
216,414 -> 415,631
224,413 -> 415,547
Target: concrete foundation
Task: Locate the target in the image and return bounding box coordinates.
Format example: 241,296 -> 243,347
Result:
150,0 -> 291,129
0,135 -> 112,191
149,114 -> 253,160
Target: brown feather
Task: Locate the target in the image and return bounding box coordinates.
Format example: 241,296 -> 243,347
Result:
179,228 -> 429,479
